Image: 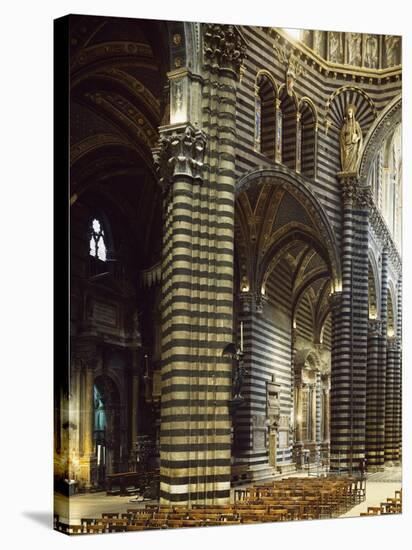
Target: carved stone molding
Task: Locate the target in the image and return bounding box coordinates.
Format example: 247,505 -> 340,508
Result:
152,123 -> 207,191
203,24 -> 247,76
368,318 -> 382,336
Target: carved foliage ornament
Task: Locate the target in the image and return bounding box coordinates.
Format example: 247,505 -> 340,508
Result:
203,24 -> 247,75
152,124 -> 207,191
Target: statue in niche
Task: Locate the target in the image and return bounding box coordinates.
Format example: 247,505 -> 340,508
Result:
285,54 -> 303,97
94,392 -> 107,432
174,81 -> 183,111
329,32 -> 342,63
347,33 -> 362,66
385,35 -> 400,67
340,104 -> 363,173
364,35 -> 378,68
313,30 -> 323,55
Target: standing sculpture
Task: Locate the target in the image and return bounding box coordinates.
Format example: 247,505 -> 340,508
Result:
329,32 -> 342,64
347,33 -> 361,66
385,35 -> 400,67
313,30 -> 323,55
364,35 -> 378,68
340,104 -> 363,173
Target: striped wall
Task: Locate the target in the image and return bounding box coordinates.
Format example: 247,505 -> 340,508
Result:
235,26 -> 401,245
233,260 -> 294,476
158,24 -> 402,493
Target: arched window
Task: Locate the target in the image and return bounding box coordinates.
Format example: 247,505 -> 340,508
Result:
255,73 -> 276,159
299,99 -> 317,179
380,125 -> 401,247
89,218 -> 107,262
280,88 -> 298,170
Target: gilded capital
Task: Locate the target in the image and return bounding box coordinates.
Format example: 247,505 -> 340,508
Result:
152,123 -> 207,190
203,24 -> 247,76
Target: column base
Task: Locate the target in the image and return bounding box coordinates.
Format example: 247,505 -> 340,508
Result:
78,455 -> 97,491
293,443 -> 305,468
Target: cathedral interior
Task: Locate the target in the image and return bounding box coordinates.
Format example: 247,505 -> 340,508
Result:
54,15 -> 402,530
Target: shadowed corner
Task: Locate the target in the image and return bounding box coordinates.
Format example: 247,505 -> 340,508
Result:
22,512 -> 52,529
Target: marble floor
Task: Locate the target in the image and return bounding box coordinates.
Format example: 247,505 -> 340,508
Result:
54,466 -> 402,525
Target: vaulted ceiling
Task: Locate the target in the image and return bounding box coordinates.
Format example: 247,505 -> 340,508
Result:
69,15 -> 169,268
235,182 -> 333,347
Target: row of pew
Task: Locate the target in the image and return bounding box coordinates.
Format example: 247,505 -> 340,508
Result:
360,489 -> 402,516
54,475 -> 366,534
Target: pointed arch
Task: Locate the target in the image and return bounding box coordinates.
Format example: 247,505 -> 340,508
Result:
236,167 -> 341,291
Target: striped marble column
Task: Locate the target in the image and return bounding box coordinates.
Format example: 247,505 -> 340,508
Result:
350,186 -> 370,469
384,337 -> 396,464
393,276 -> 402,464
331,177 -> 370,472
330,176 -> 354,472
329,288 -> 343,471
315,370 -> 322,445
232,292 -> 253,466
376,246 -> 389,469
366,319 -> 381,468
154,24 -> 246,505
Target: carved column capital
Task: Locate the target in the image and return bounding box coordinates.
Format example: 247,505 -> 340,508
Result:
255,292 -> 268,314
203,24 -> 247,77
341,178 -> 356,206
72,340 -> 99,371
353,185 -> 373,209
387,336 -> 398,350
152,123 -> 207,191
328,290 -> 342,311
368,318 -> 382,336
238,291 -> 253,314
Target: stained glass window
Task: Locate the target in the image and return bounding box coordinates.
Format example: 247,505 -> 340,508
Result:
89,218 -> 107,262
